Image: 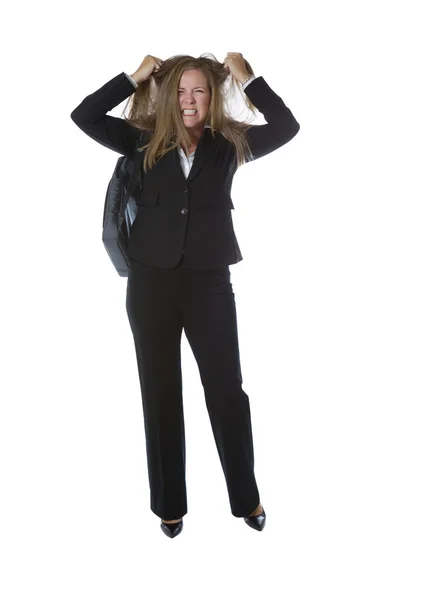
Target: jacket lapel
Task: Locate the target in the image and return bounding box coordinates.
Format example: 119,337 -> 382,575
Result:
169,127 -> 218,186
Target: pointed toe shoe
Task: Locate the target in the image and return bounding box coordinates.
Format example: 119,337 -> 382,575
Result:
160,519 -> 184,538
244,506 -> 266,531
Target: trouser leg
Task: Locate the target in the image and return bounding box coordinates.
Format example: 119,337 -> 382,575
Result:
125,259 -> 187,520
181,267 -> 260,517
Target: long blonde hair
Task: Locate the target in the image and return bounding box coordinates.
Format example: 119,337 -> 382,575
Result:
121,53 -> 258,173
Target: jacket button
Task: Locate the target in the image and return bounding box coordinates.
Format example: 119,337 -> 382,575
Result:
183,187 -> 188,193
181,208 -> 188,215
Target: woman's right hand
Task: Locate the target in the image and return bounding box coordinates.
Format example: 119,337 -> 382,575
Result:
130,55 -> 164,83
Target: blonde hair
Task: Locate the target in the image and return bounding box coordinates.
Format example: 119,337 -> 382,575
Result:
122,53 -> 258,173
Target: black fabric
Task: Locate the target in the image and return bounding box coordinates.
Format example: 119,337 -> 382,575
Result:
70,71 -> 300,270
125,255 -> 260,519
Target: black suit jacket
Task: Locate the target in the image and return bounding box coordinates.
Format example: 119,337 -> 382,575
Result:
70,72 -> 300,270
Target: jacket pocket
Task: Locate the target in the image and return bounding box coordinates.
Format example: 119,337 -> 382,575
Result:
192,192 -> 234,210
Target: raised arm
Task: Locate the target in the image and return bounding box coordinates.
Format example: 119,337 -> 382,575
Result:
243,76 -> 300,162
70,72 -> 142,158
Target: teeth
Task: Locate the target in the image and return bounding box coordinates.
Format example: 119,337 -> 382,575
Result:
183,110 -> 197,114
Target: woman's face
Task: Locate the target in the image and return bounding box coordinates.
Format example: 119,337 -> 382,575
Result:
178,69 -> 211,132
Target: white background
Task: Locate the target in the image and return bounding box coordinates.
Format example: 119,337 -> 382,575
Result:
1,0 -> 424,598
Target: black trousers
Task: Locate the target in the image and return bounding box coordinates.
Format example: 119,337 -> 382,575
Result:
125,253 -> 260,520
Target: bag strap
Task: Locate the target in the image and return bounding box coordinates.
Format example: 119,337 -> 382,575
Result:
119,132 -> 145,220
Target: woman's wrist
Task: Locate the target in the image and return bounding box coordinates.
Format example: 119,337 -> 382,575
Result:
129,72 -> 145,84
239,73 -> 253,85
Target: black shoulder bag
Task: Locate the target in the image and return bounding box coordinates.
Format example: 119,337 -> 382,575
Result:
102,132 -> 145,277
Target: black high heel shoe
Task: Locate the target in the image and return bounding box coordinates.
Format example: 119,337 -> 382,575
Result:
160,519 -> 183,538
244,505 -> 266,531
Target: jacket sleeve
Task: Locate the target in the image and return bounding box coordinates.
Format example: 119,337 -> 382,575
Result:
70,72 -> 143,158
243,76 -> 300,162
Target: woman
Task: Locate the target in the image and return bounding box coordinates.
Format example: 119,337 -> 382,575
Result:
70,52 -> 300,538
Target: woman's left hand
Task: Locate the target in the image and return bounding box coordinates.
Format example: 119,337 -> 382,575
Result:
223,52 -> 251,84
